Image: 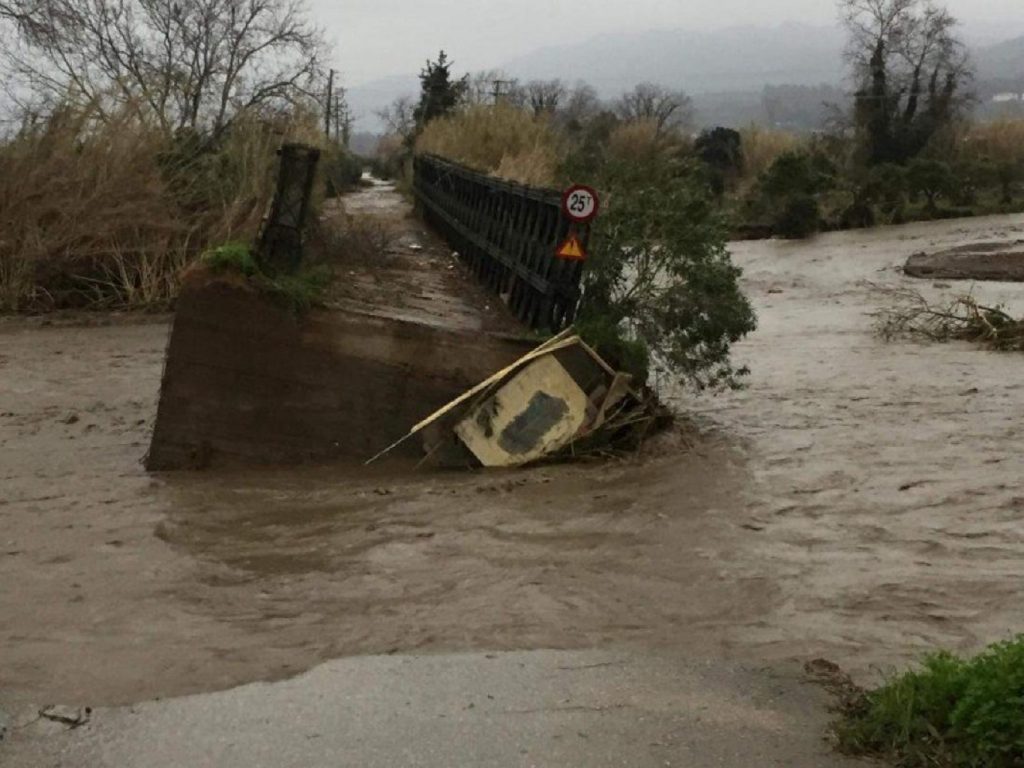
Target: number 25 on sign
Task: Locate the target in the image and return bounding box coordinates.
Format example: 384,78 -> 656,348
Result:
561,184 -> 599,224
557,184 -> 599,261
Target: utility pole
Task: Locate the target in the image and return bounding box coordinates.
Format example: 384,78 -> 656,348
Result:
491,79 -> 515,106
325,68 -> 334,138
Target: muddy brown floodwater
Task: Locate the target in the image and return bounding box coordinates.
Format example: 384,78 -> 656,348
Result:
2,212 -> 1024,715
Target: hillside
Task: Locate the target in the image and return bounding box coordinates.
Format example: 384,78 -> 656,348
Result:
345,25 -> 1024,134
499,23 -> 846,94
975,35 -> 1024,80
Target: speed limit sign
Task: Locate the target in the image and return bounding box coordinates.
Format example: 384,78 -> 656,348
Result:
561,184 -> 600,224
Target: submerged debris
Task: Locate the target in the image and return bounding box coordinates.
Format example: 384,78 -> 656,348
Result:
369,329 -> 664,468
39,705 -> 91,729
874,286 -> 1024,351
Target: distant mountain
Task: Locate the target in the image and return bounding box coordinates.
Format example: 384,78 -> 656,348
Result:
498,23 -> 847,95
345,25 -> 1024,135
975,35 -> 1024,81
345,74 -> 418,134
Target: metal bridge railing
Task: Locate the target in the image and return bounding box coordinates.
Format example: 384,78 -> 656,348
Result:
413,154 -> 587,332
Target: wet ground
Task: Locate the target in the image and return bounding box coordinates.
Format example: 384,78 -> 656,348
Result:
320,176 -> 523,334
2,203 -> 1023,762
3,650 -> 865,768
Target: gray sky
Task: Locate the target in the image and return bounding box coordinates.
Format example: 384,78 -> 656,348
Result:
318,0 -> 1024,87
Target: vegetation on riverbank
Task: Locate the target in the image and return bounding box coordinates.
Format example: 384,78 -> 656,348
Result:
835,637 -> 1024,767
0,0 -> 364,313
200,243 -> 332,314
389,52 -> 758,391
375,1 -> 1024,241
393,105 -> 1024,240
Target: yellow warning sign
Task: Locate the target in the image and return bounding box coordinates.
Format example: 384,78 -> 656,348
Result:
556,234 -> 586,261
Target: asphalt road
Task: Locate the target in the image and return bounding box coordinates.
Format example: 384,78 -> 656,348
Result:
2,649 -> 867,768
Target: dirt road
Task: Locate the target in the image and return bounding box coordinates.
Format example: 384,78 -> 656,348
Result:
2,205 -> 1023,761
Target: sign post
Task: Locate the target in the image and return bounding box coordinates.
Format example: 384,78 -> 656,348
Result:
556,184 -> 600,261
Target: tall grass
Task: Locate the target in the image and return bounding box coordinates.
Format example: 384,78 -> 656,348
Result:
959,118 -> 1024,166
604,119 -> 689,166
415,103 -> 561,186
0,102 -> 323,312
739,124 -> 803,182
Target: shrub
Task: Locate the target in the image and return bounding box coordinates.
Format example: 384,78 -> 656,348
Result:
369,136 -> 403,180
200,241 -> 330,314
201,242 -> 259,275
775,195 -> 822,238
840,199 -> 876,229
761,150 -> 836,200
694,127 -> 744,195
578,155 -> 757,391
838,636 -> 1024,768
753,150 -> 835,237
323,147 -> 364,197
738,125 -> 802,184
907,158 -> 956,213
867,163 -> 908,222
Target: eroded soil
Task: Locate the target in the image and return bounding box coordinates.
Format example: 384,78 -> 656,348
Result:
2,212 -> 1024,716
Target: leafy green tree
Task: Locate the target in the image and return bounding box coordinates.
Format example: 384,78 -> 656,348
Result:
761,151 -> 835,199
577,156 -> 757,390
414,51 -> 468,129
694,127 -> 744,196
776,196 -> 824,238
757,150 -> 836,237
906,158 -> 955,212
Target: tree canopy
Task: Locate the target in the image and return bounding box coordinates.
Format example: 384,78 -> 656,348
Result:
842,0 -> 972,164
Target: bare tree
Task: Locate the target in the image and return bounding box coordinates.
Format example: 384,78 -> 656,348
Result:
525,79 -> 564,116
463,69 -> 526,108
375,95 -> 416,140
616,82 -> 694,134
0,0 -> 325,134
840,0 -> 971,163
559,81 -> 600,126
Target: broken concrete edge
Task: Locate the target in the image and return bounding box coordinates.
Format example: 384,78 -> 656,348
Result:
145,267 -> 538,470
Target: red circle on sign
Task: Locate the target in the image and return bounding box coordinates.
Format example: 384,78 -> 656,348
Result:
561,184 -> 600,223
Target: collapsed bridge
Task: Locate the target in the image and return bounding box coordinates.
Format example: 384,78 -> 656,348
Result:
146,146 -> 595,469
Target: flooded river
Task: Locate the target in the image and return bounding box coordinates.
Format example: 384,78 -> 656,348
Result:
2,213 -> 1023,712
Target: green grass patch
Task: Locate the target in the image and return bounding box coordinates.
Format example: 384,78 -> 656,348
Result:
201,242 -> 259,276
200,242 -> 331,314
837,637 -> 1024,767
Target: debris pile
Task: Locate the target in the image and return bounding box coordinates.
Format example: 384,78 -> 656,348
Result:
369,329 -> 664,468
874,286 -> 1024,351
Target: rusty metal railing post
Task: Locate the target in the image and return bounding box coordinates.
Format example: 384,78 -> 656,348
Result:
256,143 -> 321,274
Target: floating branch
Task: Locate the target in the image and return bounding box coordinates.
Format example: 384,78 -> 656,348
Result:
872,285 -> 1024,351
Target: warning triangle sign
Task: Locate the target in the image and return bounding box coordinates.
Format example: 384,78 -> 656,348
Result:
556,234 -> 586,261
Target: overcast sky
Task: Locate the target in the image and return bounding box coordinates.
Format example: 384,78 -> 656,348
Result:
317,0 -> 1024,87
